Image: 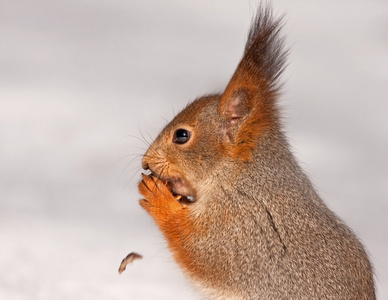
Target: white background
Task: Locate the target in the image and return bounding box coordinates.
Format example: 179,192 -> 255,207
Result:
1,0 -> 387,299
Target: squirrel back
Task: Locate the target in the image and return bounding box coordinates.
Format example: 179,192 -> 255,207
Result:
138,6 -> 375,299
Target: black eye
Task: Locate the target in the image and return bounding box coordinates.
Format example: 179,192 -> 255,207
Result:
173,129 -> 191,144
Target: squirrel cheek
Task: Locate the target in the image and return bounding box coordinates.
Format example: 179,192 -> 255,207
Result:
171,180 -> 195,199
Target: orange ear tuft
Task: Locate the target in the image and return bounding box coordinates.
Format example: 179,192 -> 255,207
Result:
217,6 -> 286,160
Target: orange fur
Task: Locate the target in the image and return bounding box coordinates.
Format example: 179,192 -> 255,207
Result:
220,76 -> 278,161
138,174 -> 204,277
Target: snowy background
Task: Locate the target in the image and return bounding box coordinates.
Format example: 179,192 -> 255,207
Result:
1,0 -> 387,299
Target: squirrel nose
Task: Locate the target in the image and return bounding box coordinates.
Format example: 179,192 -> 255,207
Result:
142,157 -> 149,170
142,161 -> 149,170
142,149 -> 150,170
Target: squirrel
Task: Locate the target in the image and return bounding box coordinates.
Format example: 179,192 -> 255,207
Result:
138,6 -> 376,299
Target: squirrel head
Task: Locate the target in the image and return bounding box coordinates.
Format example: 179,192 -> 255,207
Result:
142,8 -> 287,201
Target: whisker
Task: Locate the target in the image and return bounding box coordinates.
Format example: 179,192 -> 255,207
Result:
137,128 -> 154,147
145,132 -> 155,145
123,133 -> 158,159
123,166 -> 144,189
118,154 -> 143,181
123,134 -> 149,146
138,129 -> 161,157
162,117 -> 169,125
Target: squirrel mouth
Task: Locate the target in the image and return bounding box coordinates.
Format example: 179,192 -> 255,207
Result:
152,173 -> 195,204
171,190 -> 195,204
168,179 -> 196,204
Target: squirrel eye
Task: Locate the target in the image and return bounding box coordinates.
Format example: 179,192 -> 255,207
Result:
173,129 -> 191,144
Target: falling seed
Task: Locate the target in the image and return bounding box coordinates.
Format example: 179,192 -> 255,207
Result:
118,252 -> 143,274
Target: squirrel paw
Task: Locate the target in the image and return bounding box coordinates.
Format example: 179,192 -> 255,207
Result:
138,174 -> 184,220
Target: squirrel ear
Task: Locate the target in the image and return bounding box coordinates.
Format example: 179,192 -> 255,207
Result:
221,88 -> 252,124
218,88 -> 253,142
218,82 -> 275,160
217,7 -> 286,159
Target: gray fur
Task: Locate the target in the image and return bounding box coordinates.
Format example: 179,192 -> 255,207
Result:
141,6 -> 375,299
